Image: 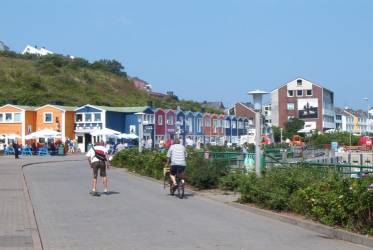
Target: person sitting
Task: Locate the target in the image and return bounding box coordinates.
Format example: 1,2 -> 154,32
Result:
167,138 -> 187,187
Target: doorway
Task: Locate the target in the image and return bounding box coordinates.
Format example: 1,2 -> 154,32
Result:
84,133 -> 92,152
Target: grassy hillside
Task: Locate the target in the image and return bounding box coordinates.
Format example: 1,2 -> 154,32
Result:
0,51 -> 220,113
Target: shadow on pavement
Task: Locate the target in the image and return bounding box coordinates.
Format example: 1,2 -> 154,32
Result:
101,191 -> 120,195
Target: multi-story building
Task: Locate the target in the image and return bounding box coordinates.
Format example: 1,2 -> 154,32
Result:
262,103 -> 272,126
0,104 -> 37,145
335,107 -> 353,132
271,77 -> 335,132
22,45 -> 54,56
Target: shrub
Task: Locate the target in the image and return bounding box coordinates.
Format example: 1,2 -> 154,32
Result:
113,148 -> 230,190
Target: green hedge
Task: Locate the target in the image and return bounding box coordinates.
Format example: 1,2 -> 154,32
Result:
219,167 -> 373,234
112,148 -> 230,189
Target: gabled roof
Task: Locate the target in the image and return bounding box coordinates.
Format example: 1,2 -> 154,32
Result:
75,104 -> 149,113
0,104 -> 38,111
271,77 -> 334,93
238,102 -> 256,112
35,104 -> 77,112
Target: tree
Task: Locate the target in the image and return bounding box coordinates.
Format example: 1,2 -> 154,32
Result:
284,118 -> 305,139
91,59 -> 126,76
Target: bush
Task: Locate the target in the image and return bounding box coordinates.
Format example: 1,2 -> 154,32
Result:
219,172 -> 247,191
230,166 -> 373,234
113,148 -> 230,189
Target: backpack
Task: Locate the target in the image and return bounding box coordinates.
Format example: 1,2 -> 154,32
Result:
93,147 -> 107,162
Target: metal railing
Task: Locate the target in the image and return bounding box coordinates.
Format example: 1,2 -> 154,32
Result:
204,150 -> 373,177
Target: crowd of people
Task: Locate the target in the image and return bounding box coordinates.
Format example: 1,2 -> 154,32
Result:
2,137 -> 80,158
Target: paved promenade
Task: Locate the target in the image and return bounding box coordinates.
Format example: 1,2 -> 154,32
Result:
0,155 -> 86,250
19,158 -> 371,250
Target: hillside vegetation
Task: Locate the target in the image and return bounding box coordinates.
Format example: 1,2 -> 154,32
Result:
0,51 -> 219,112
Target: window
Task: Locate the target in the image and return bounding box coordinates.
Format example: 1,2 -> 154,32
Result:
94,113 -> 101,122
77,136 -> 83,143
288,116 -> 294,120
178,117 -> 184,125
232,121 -> 237,129
5,113 -> 12,122
188,118 -> 193,133
287,90 -> 294,97
167,115 -> 174,125
0,113 -> 3,122
306,89 -> 313,96
205,119 -> 211,127
13,113 -> 21,122
287,103 -> 295,110
297,79 -> 302,85
75,114 -> 83,122
158,115 -> 163,125
197,118 -> 202,132
225,120 -> 230,129
297,90 -> 303,96
44,112 -> 53,123
85,113 -> 92,122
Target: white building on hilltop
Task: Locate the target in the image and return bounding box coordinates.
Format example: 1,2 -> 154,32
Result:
22,45 -> 54,56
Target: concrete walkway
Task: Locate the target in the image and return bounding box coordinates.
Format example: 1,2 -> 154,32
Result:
22,159 -> 372,250
0,155 -> 85,250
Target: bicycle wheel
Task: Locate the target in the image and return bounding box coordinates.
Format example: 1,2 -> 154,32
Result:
179,182 -> 184,199
170,181 -> 175,196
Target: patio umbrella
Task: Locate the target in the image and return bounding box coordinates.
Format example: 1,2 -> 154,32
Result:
6,134 -> 21,139
29,129 -> 61,138
118,133 -> 138,140
25,134 -> 37,140
90,128 -> 121,138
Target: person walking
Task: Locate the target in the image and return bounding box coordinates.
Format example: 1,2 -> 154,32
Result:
86,143 -> 110,196
13,141 -> 20,159
167,138 -> 187,187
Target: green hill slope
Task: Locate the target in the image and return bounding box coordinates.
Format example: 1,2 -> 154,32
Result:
0,52 -> 219,113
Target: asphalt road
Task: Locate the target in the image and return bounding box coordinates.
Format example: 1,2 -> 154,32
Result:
23,161 -> 371,250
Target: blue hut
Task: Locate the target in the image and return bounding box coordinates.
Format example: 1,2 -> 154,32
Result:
193,112 -> 203,145
74,104 -> 127,152
184,111 -> 195,145
231,116 -> 238,144
237,117 -> 245,138
224,115 -> 232,143
176,110 -> 186,144
123,107 -> 155,148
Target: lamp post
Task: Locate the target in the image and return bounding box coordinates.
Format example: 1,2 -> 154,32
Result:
135,112 -> 145,152
248,90 -> 268,177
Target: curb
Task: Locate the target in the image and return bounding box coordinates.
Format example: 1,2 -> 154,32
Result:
118,167 -> 373,248
20,158 -> 86,250
227,202 -> 373,248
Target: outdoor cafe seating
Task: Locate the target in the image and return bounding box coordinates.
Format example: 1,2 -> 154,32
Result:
38,147 -> 49,156
4,147 -> 15,155
22,146 -> 33,156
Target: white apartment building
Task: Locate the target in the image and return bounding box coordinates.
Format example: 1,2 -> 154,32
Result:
22,45 -> 54,56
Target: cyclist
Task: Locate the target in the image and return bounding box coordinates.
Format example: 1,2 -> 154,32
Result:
167,138 -> 187,187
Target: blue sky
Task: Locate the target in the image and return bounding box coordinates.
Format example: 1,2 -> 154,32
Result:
1,0 -> 372,109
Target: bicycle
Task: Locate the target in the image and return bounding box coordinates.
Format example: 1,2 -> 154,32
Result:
163,165 -> 185,199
